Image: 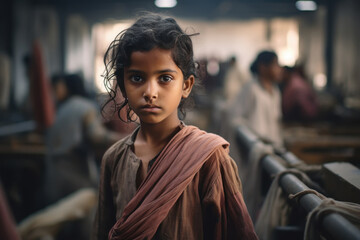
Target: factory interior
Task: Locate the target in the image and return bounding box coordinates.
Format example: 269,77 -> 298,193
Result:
0,0 -> 359,239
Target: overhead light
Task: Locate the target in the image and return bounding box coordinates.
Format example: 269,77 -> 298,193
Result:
155,0 -> 177,8
295,1 -> 317,11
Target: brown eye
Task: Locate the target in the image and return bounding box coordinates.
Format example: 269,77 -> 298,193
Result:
160,75 -> 173,83
130,75 -> 143,83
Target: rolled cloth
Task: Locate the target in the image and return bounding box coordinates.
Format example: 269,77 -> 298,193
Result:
109,125 -> 229,240
29,41 -> 55,131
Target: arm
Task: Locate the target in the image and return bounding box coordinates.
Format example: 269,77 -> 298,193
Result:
200,148 -> 258,240
92,152 -> 117,240
221,154 -> 258,240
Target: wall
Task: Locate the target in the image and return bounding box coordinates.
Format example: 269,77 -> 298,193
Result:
11,0 -> 60,108
333,0 -> 360,101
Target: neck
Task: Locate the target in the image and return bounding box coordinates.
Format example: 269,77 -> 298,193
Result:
137,120 -> 181,146
258,76 -> 274,94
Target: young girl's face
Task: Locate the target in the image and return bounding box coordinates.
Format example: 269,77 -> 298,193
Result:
123,48 -> 194,125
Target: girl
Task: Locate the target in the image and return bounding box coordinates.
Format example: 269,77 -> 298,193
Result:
93,12 -> 258,240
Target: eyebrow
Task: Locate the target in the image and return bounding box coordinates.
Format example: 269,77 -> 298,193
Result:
126,69 -> 178,74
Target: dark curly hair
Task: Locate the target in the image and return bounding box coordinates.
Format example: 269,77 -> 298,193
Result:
102,12 -> 199,122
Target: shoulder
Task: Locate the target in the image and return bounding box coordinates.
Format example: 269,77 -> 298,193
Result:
67,96 -> 94,105
213,147 -> 242,192
182,124 -> 224,140
201,145 -> 229,168
200,146 -> 242,195
203,145 -> 235,169
182,125 -> 229,148
60,96 -> 97,115
73,96 -> 98,109
101,134 -> 132,168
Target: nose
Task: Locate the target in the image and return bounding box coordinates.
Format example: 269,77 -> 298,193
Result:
143,79 -> 158,102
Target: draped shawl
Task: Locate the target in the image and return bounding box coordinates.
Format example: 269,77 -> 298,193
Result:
109,125 -> 228,239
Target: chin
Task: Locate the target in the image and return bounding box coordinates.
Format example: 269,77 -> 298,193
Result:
140,117 -> 163,124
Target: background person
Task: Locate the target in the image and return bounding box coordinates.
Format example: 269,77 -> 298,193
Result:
232,50 -> 283,147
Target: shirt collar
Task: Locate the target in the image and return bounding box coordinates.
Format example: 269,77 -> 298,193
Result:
124,121 -> 186,146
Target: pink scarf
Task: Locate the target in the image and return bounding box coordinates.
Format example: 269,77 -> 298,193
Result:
109,125 -> 228,239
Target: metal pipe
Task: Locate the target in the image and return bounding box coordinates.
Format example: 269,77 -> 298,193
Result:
236,125 -> 259,149
236,126 -> 302,166
278,151 -> 301,165
262,155 -> 360,239
236,126 -> 360,239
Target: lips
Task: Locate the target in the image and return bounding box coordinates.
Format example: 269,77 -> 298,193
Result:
142,104 -> 160,108
140,104 -> 161,113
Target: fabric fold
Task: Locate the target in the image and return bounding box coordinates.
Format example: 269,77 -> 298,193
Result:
109,125 -> 228,240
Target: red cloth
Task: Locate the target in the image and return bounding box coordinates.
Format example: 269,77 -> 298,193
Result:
29,41 -> 55,131
109,126 -> 226,239
108,126 -> 257,240
0,183 -> 20,240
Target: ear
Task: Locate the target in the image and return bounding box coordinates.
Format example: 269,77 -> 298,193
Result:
182,75 -> 195,98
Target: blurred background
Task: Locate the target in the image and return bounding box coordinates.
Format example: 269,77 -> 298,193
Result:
0,0 -> 359,239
